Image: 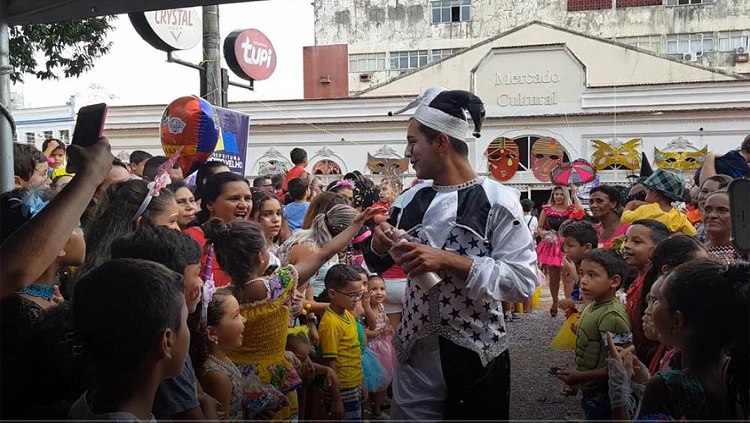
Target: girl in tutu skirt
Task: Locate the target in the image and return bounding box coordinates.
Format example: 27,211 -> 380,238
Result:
363,276 -> 396,418
535,185 -> 581,317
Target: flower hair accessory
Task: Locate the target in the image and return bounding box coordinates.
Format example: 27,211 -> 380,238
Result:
132,148 -> 182,222
9,189 -> 50,219
331,179 -> 355,191
201,244 -> 217,325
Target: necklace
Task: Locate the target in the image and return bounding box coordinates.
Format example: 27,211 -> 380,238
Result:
207,354 -> 243,379
17,284 -> 55,301
432,177 -> 482,193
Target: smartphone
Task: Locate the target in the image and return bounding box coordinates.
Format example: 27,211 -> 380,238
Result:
67,103 -> 107,173
728,178 -> 750,254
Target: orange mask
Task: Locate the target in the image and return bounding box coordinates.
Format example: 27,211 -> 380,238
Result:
486,137 -> 520,181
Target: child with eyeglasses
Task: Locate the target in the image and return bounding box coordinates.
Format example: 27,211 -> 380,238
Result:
319,264 -> 368,421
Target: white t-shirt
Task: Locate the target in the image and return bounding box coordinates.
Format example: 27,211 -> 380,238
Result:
524,215 -> 538,235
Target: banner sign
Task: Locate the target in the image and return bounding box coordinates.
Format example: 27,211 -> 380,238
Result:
210,107 -> 251,175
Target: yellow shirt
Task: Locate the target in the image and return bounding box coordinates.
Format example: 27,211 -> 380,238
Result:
319,308 -> 363,389
621,202 -> 697,236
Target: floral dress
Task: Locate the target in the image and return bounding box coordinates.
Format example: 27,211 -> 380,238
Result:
199,357 -> 244,421
366,303 -> 396,384
227,266 -> 303,421
535,205 -> 573,267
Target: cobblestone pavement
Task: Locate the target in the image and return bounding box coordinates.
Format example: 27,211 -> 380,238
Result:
507,297 -> 586,422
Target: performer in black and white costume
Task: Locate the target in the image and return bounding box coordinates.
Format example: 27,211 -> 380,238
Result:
364,87 -> 537,420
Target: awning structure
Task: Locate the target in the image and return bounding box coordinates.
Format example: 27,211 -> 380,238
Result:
5,0 -> 256,25
0,0 -> 264,191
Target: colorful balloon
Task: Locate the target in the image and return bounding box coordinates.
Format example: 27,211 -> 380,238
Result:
160,96 -> 221,176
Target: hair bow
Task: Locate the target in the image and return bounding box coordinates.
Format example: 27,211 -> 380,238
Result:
201,244 -> 217,325
9,190 -> 50,219
132,148 -> 182,222
332,179 -> 355,190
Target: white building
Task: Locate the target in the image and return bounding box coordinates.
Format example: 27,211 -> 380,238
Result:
11,100 -> 75,148
13,23 -> 750,202
312,0 -> 750,92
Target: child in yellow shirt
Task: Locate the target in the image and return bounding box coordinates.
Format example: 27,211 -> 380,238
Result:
621,169 -> 696,236
319,264 -> 366,421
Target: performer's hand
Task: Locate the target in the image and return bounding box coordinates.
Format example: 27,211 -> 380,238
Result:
394,242 -> 450,276
371,221 -> 396,255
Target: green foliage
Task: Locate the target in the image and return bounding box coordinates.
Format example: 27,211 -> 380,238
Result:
9,16 -> 117,83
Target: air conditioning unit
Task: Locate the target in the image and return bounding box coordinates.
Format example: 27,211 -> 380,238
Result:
359,73 -> 372,82
734,47 -> 750,63
319,75 -> 331,84
682,52 -> 698,62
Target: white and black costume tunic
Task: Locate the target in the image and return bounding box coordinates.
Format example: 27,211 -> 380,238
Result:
364,177 -> 537,420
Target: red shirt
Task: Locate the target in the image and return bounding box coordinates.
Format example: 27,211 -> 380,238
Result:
626,274 -> 659,362
282,165 -> 307,192
185,226 -> 232,288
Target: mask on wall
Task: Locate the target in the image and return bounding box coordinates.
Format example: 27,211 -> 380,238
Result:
485,137 -> 520,181
366,154 -> 409,175
258,160 -> 289,176
312,159 -> 341,175
590,138 -> 642,170
654,137 -> 707,171
531,137 -> 566,182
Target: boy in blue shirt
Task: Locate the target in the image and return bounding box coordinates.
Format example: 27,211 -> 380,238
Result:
285,177 -> 310,232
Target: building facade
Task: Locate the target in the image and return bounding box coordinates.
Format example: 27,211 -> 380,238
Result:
312,0 -> 750,93
10,100 -> 76,148
12,23 -> 750,200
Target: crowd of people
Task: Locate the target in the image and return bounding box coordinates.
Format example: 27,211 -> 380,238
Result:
0,88 -> 748,422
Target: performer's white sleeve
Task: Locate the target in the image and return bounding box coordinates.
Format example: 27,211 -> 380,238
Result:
464,204 -> 537,303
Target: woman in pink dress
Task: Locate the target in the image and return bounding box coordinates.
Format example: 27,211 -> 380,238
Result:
535,186 -> 581,317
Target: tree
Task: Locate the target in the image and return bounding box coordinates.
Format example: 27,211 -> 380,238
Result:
9,17 -> 117,83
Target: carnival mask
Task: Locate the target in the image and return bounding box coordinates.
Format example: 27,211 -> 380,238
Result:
485,137 -> 520,181
654,145 -> 707,171
312,159 -> 341,175
531,137 -> 566,182
258,160 -> 288,176
590,138 -> 642,170
366,154 -> 409,175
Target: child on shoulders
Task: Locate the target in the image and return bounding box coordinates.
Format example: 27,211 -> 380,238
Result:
621,169 -> 696,236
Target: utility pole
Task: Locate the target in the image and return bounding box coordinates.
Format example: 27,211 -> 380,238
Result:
0,0 -> 15,192
202,5 -> 223,107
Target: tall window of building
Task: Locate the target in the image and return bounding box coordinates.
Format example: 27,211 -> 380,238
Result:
666,0 -> 715,5
25,132 -> 35,144
431,0 -> 471,24
389,50 -> 429,70
431,49 -> 455,62
349,53 -> 387,73
717,31 -> 750,51
618,35 -> 663,54
666,33 -> 714,54
59,129 -> 70,141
